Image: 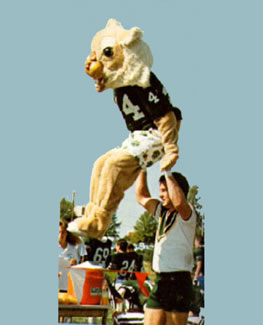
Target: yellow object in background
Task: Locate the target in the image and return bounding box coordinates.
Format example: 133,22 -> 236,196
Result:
58,292 -> 78,305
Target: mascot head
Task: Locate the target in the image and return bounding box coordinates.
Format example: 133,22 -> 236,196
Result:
85,19 -> 153,92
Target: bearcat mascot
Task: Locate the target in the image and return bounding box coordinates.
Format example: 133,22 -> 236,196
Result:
68,19 -> 182,238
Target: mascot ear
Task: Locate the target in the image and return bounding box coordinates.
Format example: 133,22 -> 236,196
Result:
104,19 -> 143,46
106,18 -> 122,29
120,27 -> 143,46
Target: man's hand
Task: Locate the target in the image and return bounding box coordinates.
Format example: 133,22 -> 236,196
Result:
70,259 -> 77,266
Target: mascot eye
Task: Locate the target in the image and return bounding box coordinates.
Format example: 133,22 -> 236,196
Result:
103,47 -> 114,57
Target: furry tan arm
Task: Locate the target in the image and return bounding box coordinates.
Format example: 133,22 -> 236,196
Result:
154,111 -> 180,171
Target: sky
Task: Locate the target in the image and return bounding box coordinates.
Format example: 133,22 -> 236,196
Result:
1,0 -> 263,324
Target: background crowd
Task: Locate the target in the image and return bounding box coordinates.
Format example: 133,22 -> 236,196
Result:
58,217 -> 204,318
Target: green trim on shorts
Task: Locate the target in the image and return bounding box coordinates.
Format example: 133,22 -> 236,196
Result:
146,271 -> 193,313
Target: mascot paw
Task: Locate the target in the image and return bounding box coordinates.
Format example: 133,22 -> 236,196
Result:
160,154 -> 178,172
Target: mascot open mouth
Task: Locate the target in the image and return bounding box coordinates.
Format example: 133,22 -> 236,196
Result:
85,58 -> 106,92
94,77 -> 106,92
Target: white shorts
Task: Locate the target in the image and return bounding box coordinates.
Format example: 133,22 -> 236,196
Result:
120,129 -> 164,169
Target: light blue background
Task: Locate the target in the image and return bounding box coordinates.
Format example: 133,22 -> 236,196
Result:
1,0 -> 262,323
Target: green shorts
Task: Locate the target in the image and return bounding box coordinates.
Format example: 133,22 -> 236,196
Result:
146,271 -> 193,313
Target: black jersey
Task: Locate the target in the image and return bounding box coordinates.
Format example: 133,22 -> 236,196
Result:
108,252 -> 142,280
127,252 -> 143,280
85,238 -> 112,268
113,72 -> 182,132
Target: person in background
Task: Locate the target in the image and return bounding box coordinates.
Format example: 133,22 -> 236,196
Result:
84,237 -> 112,268
59,219 -> 82,264
69,215 -> 88,264
127,243 -> 136,253
58,219 -> 83,292
193,235 -> 204,290
189,235 -> 205,318
127,243 -> 144,276
76,239 -> 87,263
136,170 -> 197,325
108,239 -> 142,282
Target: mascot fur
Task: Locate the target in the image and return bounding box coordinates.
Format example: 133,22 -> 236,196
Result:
68,19 -> 182,238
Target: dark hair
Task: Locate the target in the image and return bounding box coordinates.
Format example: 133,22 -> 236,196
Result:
159,172 -> 190,198
127,243 -> 134,250
117,239 -> 128,252
59,218 -> 81,246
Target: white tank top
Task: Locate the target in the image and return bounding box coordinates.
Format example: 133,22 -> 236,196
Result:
152,203 -> 197,273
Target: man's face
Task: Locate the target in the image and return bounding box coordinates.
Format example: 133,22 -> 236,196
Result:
59,225 -> 67,243
116,243 -> 121,253
159,182 -> 173,209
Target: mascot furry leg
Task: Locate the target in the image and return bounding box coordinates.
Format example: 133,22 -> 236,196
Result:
72,149 -> 141,238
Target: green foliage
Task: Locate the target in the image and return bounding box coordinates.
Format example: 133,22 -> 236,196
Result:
60,197 -> 74,221
133,211 -> 158,244
187,185 -> 205,236
143,249 -> 154,262
125,231 -> 140,244
188,186 -> 202,210
105,213 -> 121,238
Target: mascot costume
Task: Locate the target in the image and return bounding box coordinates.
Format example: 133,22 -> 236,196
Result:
68,19 -> 182,238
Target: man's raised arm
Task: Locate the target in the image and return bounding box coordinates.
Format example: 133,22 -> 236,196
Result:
164,171 -> 192,220
135,170 -> 159,216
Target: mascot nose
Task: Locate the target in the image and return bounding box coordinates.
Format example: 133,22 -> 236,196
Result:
85,51 -> 104,79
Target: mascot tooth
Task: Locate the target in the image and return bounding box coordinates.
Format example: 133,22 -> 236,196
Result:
68,19 -> 182,238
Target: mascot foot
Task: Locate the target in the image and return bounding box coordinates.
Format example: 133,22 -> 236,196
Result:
68,203 -> 113,239
67,220 -> 87,238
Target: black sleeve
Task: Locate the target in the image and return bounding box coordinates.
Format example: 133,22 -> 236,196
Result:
172,106 -> 182,121
143,72 -> 173,121
107,254 -> 119,270
137,254 -> 143,271
105,254 -> 111,268
149,73 -> 182,121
